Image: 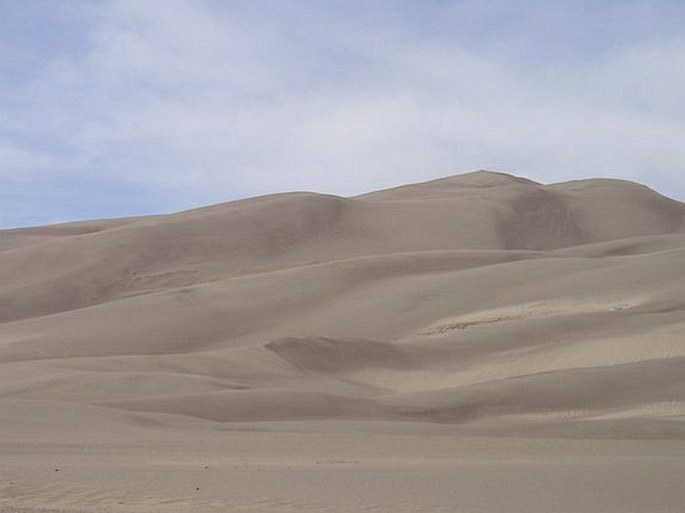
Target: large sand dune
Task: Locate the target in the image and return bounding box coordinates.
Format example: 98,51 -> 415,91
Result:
2,170 -> 685,512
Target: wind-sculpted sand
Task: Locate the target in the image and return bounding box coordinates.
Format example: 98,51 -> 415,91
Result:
1,171 -> 685,512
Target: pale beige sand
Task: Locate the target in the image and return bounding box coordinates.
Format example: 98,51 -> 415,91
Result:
1,170 -> 685,512
3,428 -> 685,513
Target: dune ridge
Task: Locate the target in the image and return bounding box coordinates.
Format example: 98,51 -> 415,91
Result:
1,170 -> 684,439
3,170 -> 685,513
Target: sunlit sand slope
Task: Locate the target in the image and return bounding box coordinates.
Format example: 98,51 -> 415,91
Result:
1,170 -> 685,438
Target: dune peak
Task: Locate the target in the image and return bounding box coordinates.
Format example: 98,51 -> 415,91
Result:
0,169 -> 684,441
445,169 -> 540,187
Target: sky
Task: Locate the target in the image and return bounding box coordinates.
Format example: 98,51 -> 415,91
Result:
1,0 -> 684,228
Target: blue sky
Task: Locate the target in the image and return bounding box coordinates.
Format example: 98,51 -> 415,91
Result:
1,0 -> 684,228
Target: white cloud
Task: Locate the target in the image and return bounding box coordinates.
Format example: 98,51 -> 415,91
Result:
0,142 -> 58,175
1,0 -> 684,227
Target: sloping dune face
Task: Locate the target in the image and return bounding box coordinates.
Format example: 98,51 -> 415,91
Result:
1,170 -> 685,438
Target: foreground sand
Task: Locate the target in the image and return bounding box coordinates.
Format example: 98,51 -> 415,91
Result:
3,422 -> 685,513
1,171 -> 684,511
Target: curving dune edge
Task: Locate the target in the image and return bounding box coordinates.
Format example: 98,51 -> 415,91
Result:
2,170 -> 685,512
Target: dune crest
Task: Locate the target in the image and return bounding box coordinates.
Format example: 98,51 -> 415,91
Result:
3,170 -> 685,513
1,170 -> 684,439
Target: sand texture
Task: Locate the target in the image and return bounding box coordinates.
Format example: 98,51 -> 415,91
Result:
1,171 -> 685,512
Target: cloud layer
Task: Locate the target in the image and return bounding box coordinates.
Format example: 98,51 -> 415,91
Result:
1,0 -> 684,227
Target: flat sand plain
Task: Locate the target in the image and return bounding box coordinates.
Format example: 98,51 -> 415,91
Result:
2,171 -> 685,512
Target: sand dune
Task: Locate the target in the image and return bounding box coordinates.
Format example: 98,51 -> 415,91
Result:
2,170 -> 685,512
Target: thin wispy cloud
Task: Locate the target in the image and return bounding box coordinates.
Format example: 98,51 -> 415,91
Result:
1,0 -> 684,227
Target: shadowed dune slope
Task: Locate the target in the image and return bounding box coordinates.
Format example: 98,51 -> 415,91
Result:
1,170 -> 685,438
